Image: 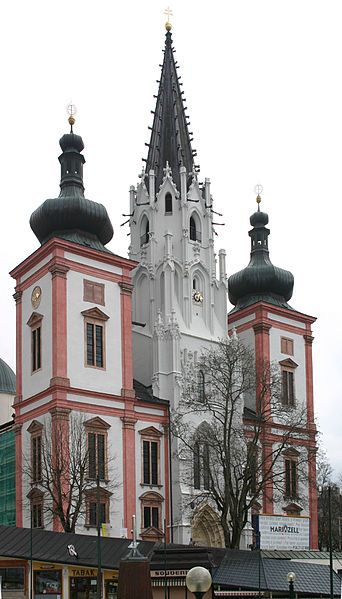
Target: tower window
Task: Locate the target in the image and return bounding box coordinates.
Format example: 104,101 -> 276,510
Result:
190,214 -> 201,242
282,370 -> 295,406
88,432 -> 106,480
32,327 -> 41,372
84,279 -> 105,306
86,323 -> 104,367
281,337 -> 294,356
285,458 -> 298,498
82,307 -> 109,370
143,440 -> 159,485
165,193 -> 172,214
27,312 -> 44,374
193,440 -> 210,490
140,217 -> 150,246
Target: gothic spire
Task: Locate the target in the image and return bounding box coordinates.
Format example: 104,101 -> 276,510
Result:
144,26 -> 195,193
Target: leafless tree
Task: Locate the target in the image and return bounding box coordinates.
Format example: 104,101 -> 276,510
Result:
316,446 -> 342,550
173,335 -> 309,549
24,413 -> 116,532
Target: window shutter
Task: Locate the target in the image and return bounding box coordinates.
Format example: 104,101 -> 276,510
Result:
143,506 -> 151,528
37,327 -> 41,369
97,434 -> 105,480
89,502 -> 97,526
88,433 -> 96,479
152,507 -> 159,528
143,441 -> 150,484
193,442 -> 200,489
291,460 -> 297,497
95,325 -> 103,367
87,323 -> 94,366
285,460 -> 291,496
288,371 -> 294,405
202,443 -> 210,490
151,442 -> 158,485
282,371 -> 289,404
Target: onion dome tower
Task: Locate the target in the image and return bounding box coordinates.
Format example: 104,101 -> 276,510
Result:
0,358 -> 15,395
228,195 -> 294,312
30,110 -> 113,252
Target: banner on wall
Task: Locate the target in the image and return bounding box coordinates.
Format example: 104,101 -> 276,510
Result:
255,515 -> 310,550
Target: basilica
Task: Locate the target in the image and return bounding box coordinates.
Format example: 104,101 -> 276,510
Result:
0,23 -> 318,550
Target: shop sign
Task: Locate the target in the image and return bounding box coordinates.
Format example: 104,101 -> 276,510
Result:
69,568 -> 97,577
151,570 -> 188,578
257,515 -> 310,550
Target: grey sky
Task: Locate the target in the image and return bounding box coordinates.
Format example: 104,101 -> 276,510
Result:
0,0 -> 341,471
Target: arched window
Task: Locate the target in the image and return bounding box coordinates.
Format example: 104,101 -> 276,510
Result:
165,193 -> 172,214
193,441 -> 210,490
198,370 -> 205,402
190,214 -> 201,242
140,216 -> 149,246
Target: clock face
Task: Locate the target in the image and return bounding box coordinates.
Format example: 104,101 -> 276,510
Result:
31,286 -> 42,309
193,290 -> 203,303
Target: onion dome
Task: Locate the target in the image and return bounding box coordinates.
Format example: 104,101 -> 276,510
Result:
30,114 -> 114,253
228,196 -> 294,312
0,358 -> 15,394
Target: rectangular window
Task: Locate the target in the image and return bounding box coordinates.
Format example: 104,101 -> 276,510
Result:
281,337 -> 294,355
282,370 -> 295,406
32,435 -> 42,482
88,432 -> 106,480
84,280 -> 105,305
0,568 -> 25,590
86,323 -> 104,368
35,570 -> 62,594
143,506 -> 159,529
285,458 -> 297,498
143,440 -> 158,485
32,326 -> 41,371
32,502 -> 43,528
89,501 -> 107,527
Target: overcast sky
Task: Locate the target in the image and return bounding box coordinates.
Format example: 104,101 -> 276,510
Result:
0,0 -> 341,472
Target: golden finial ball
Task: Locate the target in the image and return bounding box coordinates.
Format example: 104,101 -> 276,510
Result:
256,194 -> 261,204
165,21 -> 172,31
68,115 -> 76,126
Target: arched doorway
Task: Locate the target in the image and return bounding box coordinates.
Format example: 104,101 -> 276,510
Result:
191,505 -> 225,547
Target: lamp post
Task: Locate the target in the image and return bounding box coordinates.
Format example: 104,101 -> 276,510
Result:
186,567 -> 212,599
287,572 -> 296,599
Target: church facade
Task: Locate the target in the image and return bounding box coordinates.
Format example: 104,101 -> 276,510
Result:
9,24 -> 317,548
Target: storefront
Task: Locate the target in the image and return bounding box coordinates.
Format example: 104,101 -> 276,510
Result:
68,567 -> 118,599
34,563 -> 63,599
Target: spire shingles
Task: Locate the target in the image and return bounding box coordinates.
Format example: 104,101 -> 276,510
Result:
144,30 -> 195,193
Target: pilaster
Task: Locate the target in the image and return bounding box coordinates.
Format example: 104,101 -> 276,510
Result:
121,415 -> 138,536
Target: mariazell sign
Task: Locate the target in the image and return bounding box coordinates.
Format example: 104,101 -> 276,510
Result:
257,515 -> 310,550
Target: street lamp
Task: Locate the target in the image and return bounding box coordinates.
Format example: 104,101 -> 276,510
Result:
287,572 -> 296,599
186,567 -> 212,599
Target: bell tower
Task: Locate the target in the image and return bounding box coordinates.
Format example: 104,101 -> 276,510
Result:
129,25 -> 227,406
129,24 -> 227,543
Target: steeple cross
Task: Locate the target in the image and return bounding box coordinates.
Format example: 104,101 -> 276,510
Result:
164,6 -> 173,21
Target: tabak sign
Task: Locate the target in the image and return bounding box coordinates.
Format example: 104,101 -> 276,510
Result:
257,515 -> 310,550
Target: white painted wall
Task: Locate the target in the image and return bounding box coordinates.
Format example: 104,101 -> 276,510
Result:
22,273 -> 52,401
0,392 -> 15,424
67,271 -> 122,395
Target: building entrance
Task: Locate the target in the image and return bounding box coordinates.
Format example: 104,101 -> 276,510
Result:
69,576 -> 97,599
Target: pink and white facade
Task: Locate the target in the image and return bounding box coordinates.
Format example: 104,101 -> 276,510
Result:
11,126 -> 170,540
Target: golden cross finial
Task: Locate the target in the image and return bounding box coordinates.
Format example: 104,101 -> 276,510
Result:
254,184 -> 263,205
67,102 -> 77,132
164,6 -> 173,30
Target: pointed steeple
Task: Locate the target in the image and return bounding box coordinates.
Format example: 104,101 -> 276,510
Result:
144,25 -> 195,193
